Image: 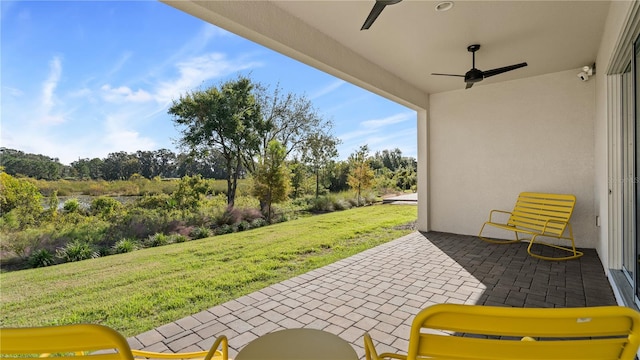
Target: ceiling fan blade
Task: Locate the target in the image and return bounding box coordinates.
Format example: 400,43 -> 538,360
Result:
482,62 -> 528,78
431,73 -> 465,77
361,0 -> 401,30
466,83 -> 474,89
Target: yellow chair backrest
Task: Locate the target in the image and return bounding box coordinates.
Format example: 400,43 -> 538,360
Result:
0,324 -> 135,360
407,304 -> 640,360
508,192 -> 576,236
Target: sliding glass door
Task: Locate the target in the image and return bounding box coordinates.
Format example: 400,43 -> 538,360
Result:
622,61 -> 634,285
620,37 -> 640,304
635,37 -> 640,301
620,36 -> 640,304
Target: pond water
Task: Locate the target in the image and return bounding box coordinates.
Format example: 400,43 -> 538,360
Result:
43,195 -> 140,210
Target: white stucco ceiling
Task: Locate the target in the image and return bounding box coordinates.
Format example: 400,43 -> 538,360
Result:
163,1 -> 610,108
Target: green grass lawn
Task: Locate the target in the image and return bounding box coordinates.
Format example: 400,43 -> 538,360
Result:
0,205 -> 417,336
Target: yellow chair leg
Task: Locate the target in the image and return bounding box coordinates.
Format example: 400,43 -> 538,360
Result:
527,232 -> 583,261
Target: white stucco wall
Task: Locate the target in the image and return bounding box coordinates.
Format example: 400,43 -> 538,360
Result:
428,69 -> 596,248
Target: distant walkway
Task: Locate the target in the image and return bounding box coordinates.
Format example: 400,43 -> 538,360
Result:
128,231 -> 615,359
382,193 -> 417,204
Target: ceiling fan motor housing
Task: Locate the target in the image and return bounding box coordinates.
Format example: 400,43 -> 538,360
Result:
465,68 -> 484,83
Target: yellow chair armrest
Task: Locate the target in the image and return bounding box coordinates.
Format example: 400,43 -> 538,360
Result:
488,209 -> 512,222
540,219 -> 570,235
363,332 -> 380,360
131,336 -> 228,360
364,332 -> 406,360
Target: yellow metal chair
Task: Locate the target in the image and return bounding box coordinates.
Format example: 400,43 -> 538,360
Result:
0,323 -> 229,360
364,303 -> 640,360
0,324 -> 135,360
478,192 -> 583,261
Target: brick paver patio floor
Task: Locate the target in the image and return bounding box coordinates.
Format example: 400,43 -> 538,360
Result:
128,231 -> 617,359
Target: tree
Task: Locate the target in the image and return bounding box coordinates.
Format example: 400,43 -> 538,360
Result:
288,158 -> 308,198
169,76 -> 268,208
254,84 -> 334,166
87,158 -> 104,179
71,158 -> 91,179
102,152 -> 136,180
135,151 -> 156,179
302,132 -> 339,198
153,149 -> 177,178
236,83 -> 334,211
0,172 -> 43,229
327,160 -> 350,192
347,145 -> 374,205
171,175 -> 210,213
252,140 -> 291,222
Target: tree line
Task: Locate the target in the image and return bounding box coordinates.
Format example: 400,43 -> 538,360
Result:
0,147 -> 232,181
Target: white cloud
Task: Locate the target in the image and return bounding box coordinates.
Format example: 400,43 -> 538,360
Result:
338,112 -> 414,142
360,112 -> 413,129
153,23 -> 231,74
68,88 -> 92,98
3,86 -> 24,97
338,128 -> 377,142
154,52 -> 261,104
40,56 -> 65,124
106,51 -> 133,77
42,57 -> 61,108
310,80 -> 345,100
101,84 -> 153,103
337,112 -> 417,159
102,113 -> 156,152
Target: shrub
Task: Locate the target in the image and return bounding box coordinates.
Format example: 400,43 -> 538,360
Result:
0,229 -> 44,259
250,218 -> 267,229
63,198 -> 81,213
135,194 -> 174,210
215,208 -> 241,226
238,208 -> 264,222
237,220 -> 250,231
0,172 -> 43,228
333,199 -> 352,211
145,233 -> 169,247
215,224 -> 233,235
53,219 -> 109,244
189,227 -> 211,240
112,238 -> 138,254
363,192 -> 378,204
310,196 -> 334,212
171,234 -> 188,243
97,246 -> 111,257
56,240 -> 99,262
0,211 -> 19,230
110,208 -> 168,240
29,249 -> 55,268
90,196 -> 121,217
164,220 -> 192,237
172,175 -> 209,211
292,196 -> 313,209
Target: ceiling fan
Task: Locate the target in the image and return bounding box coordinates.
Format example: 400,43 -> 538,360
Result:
361,0 -> 402,30
432,44 -> 528,89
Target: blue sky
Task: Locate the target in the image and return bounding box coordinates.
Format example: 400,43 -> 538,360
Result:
1,1 -> 416,165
